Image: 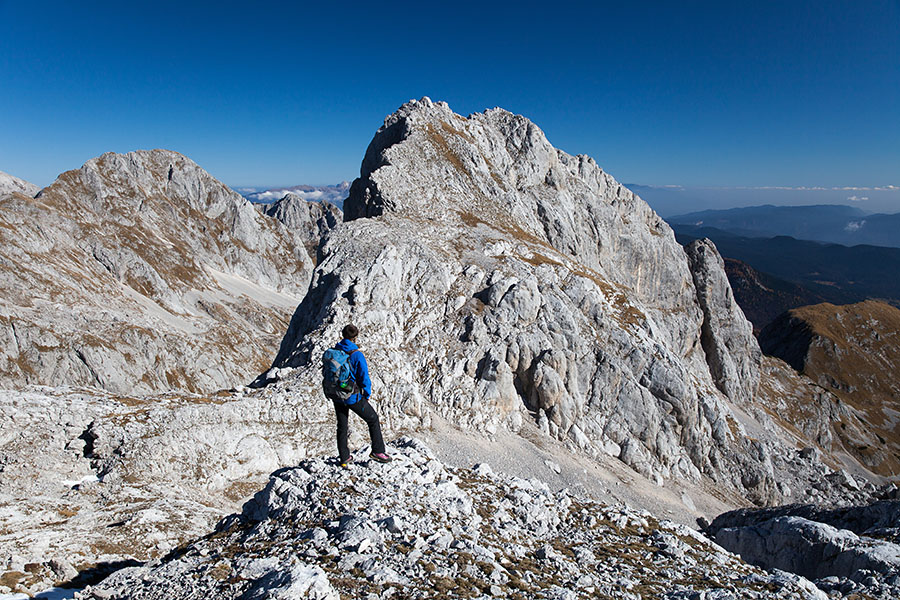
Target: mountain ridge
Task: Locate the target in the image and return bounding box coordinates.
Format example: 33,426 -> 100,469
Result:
0,149 -> 315,393
668,204 -> 900,248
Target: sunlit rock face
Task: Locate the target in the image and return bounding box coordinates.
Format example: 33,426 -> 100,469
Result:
0,149 -> 314,394
267,98 -> 786,502
0,170 -> 40,197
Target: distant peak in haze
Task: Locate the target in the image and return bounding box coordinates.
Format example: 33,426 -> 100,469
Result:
626,183 -> 900,217
667,203 -> 900,249
236,182 -> 350,206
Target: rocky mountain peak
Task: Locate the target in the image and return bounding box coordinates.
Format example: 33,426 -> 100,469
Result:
0,170 -> 40,197
0,149 -> 318,393
345,98 -> 704,349
264,100 -> 811,504
257,192 -> 342,251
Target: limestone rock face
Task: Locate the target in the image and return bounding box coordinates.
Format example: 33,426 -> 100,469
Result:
0,385 -> 326,594
268,98 -> 781,502
0,150 -> 313,393
0,170 -> 39,197
685,238 -> 761,405
257,193 -> 342,252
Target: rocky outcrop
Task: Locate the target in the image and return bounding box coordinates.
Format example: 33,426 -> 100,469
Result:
0,170 -> 39,197
707,503 -> 900,599
0,380 -> 878,597
76,439 -> 827,600
0,150 -> 314,394
257,193 -> 342,252
262,98 -> 806,504
0,384 -> 328,595
759,301 -> 900,476
685,238 -> 761,405
708,501 -> 900,537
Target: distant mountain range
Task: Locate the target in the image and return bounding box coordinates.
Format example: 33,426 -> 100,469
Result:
668,204 -> 900,248
673,225 -> 900,330
720,258 -> 841,333
235,182 -> 350,207
627,184 -> 900,219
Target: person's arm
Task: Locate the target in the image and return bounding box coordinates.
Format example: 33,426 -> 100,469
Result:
356,352 -> 372,398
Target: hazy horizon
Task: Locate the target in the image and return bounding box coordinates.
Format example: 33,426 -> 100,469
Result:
230,180 -> 900,217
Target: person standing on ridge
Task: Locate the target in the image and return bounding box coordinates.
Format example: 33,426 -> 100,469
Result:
323,324 -> 391,467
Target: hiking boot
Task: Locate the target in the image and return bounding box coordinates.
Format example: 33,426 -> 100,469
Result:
369,452 -> 392,463
340,454 -> 353,468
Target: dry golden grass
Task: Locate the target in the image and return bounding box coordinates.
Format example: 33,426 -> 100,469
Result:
783,301 -> 900,475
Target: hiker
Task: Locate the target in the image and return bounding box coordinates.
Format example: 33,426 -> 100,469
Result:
322,324 -> 391,467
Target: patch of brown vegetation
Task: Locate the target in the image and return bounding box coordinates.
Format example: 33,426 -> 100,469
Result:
57,505 -> 80,518
520,252 -> 563,268
425,123 -> 468,175
224,480 -> 264,503
762,300 -> 900,475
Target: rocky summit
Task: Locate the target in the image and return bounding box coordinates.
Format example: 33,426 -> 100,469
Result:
0,150 -> 317,394
265,98 -> 875,507
75,438 -> 828,600
0,171 -> 39,198
256,192 -> 343,255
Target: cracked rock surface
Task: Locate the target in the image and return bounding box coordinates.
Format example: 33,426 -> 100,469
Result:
707,502 -> 900,599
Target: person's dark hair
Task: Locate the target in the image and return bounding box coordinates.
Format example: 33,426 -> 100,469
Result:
342,324 -> 359,340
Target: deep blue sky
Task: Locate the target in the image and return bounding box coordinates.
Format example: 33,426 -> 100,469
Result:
2,0 -> 898,195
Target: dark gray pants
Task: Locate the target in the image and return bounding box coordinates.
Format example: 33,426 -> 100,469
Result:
333,398 -> 385,462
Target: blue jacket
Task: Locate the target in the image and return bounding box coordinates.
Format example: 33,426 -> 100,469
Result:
335,338 -> 371,405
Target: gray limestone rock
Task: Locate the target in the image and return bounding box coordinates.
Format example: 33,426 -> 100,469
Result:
257,193 -> 342,253
708,501 -> 900,599
0,170 -> 39,197
74,438 -> 824,600
0,383 -> 332,595
714,515 -> 900,598
685,238 -> 761,405
266,98 -> 782,502
0,150 -> 315,394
